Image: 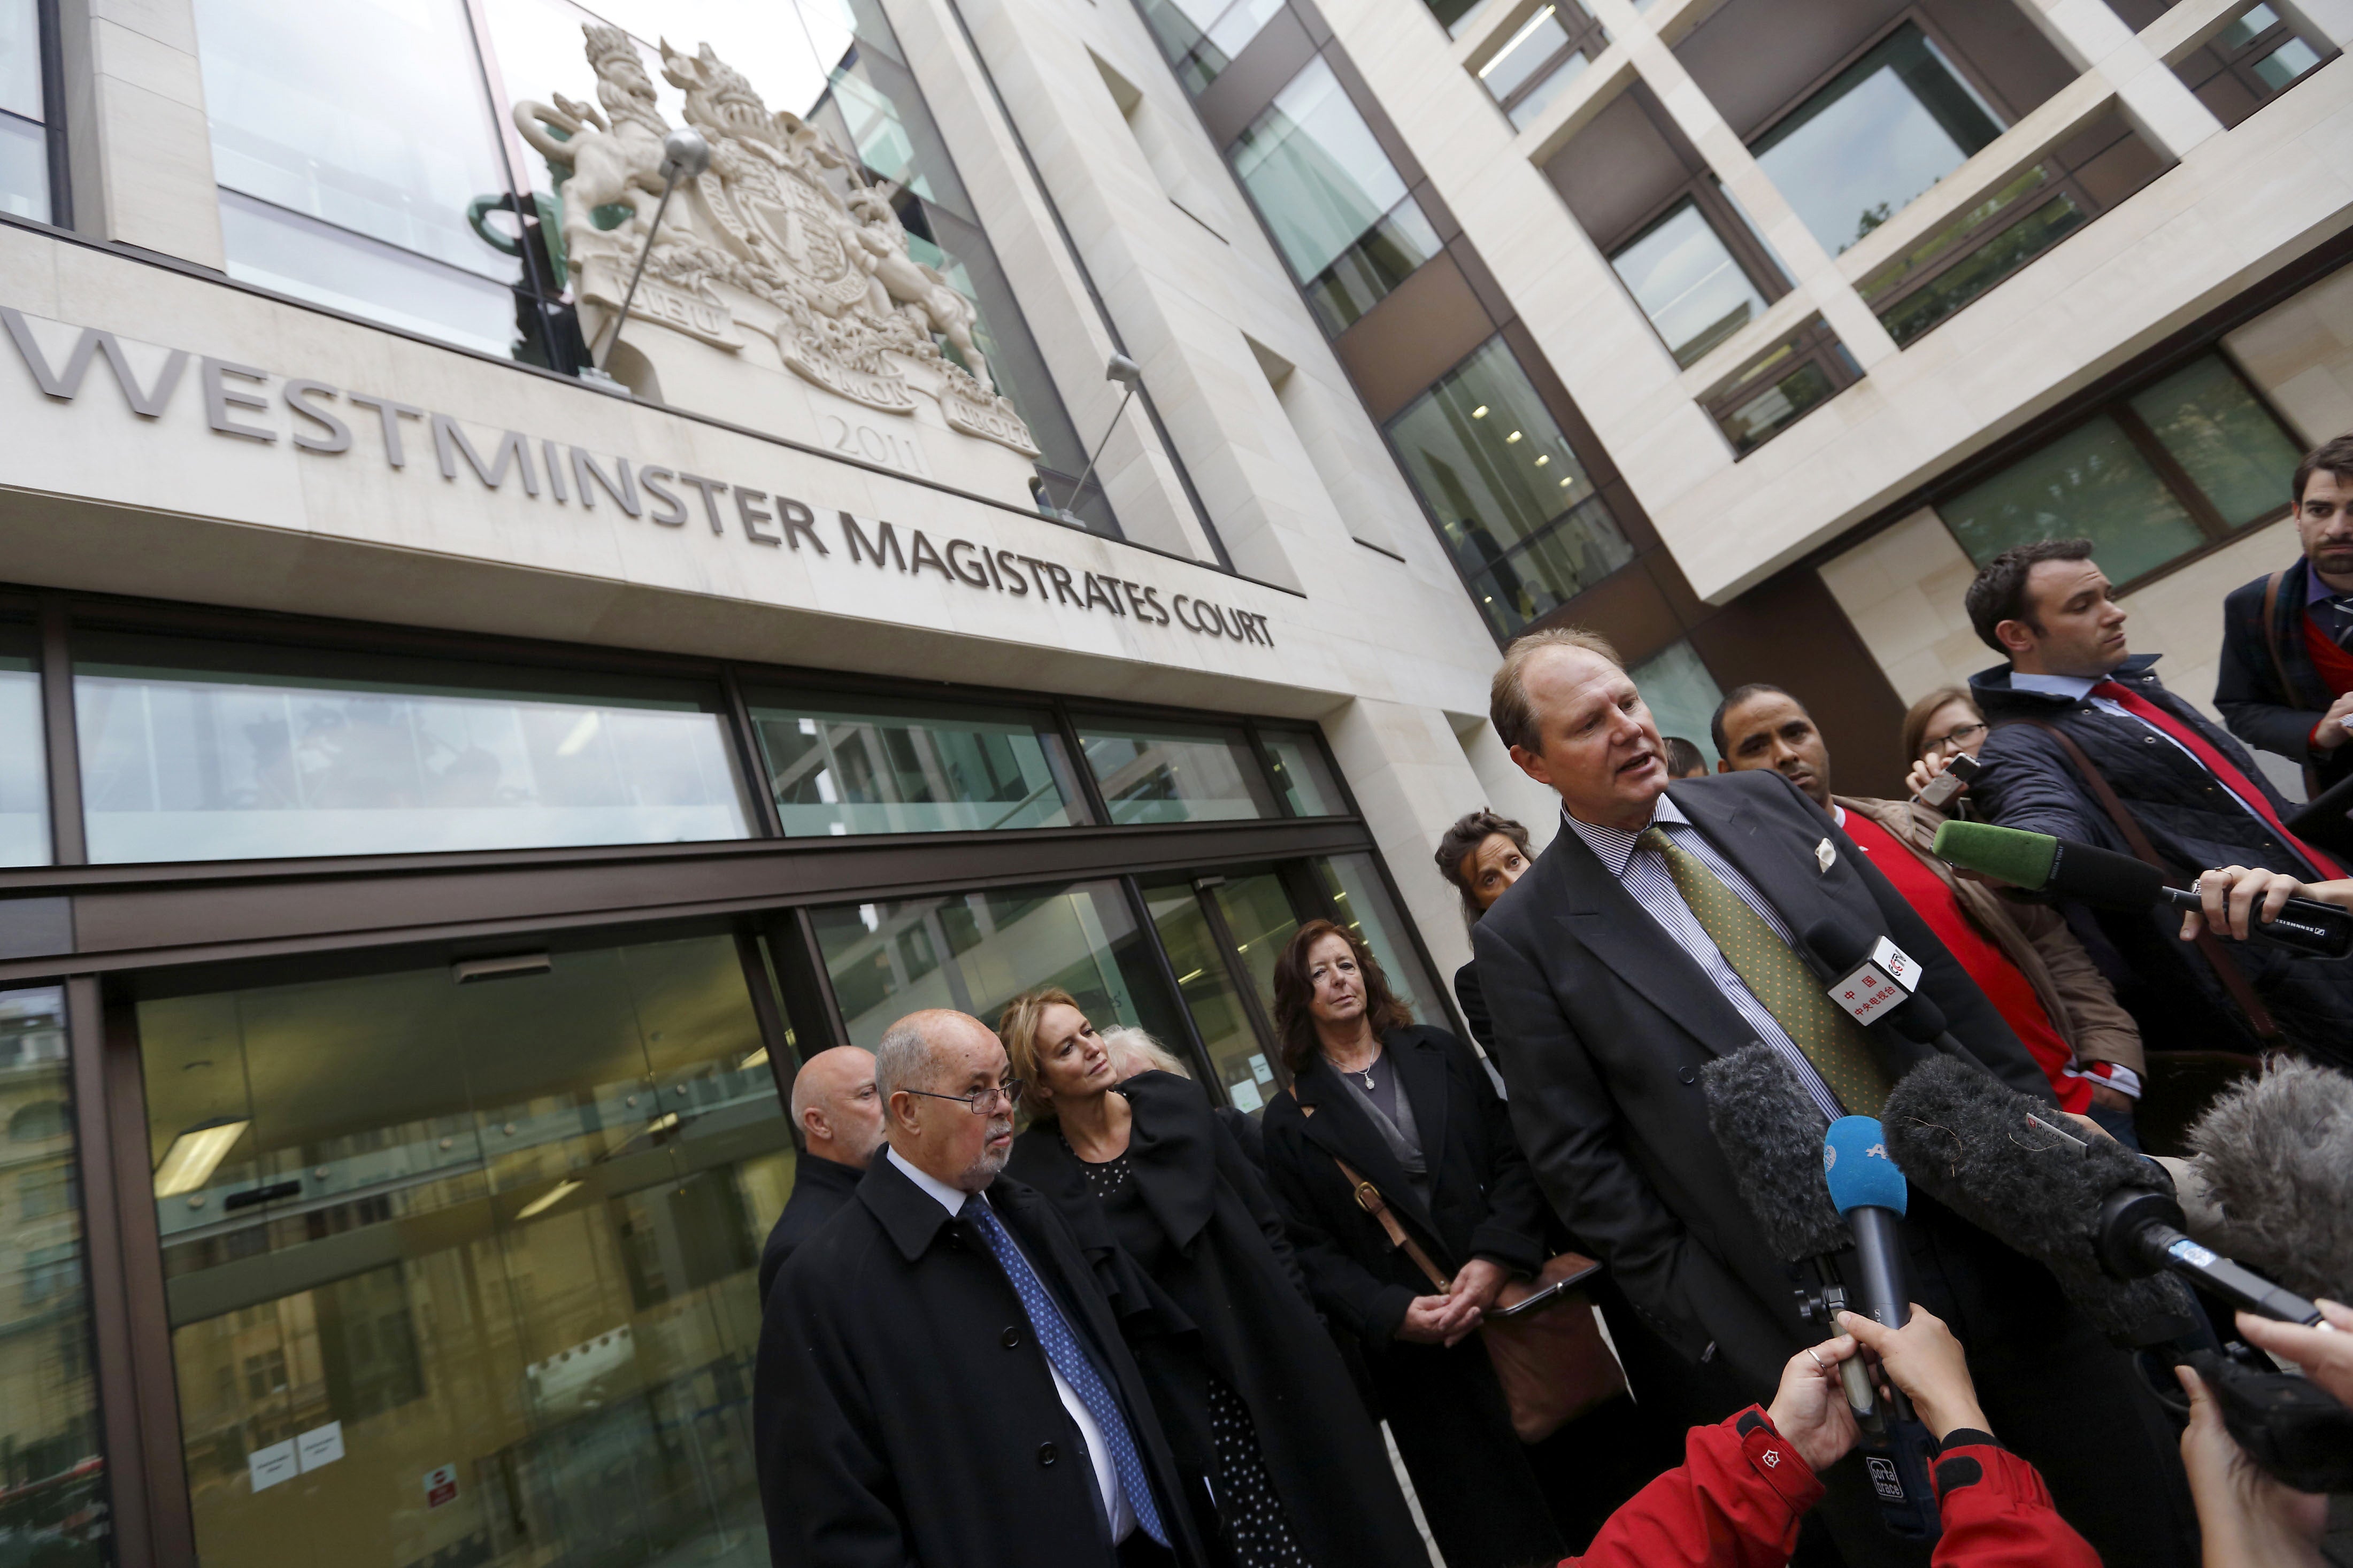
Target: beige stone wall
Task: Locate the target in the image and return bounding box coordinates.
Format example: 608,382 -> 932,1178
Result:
2224,264 -> 2353,445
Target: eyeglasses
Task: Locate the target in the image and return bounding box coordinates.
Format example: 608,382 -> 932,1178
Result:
901,1080 -> 1027,1114
1927,721 -> 1987,753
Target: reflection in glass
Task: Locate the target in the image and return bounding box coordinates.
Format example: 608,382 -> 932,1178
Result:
0,628 -> 48,866
748,693 -> 1082,835
1142,882 -> 1276,1114
2129,357 -> 2303,528
1387,337 -> 1633,639
1717,356 -> 1839,456
1610,199 -> 1767,366
1210,874 -> 1300,1025
218,192 -> 523,357
0,109 -> 44,222
1941,416 -> 2206,582
1309,855 -> 1450,1034
1475,3 -> 1596,129
141,936 -> 785,1568
2252,35 -> 2323,87
1751,24 -> 2003,255
0,0 -> 36,121
1231,60 -> 1440,335
1136,0 -> 1286,94
0,987 -> 106,1561
1861,167 -> 2085,347
2219,2 -> 2283,47
810,881 -> 1186,1053
1259,730 -> 1344,817
1628,640 -> 1724,772
75,636 -> 752,862
1079,721 -> 1279,824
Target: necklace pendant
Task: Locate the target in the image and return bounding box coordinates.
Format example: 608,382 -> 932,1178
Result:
1359,1069 -> 1375,1090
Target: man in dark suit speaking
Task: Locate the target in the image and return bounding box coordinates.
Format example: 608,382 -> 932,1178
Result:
1472,628 -> 2191,1568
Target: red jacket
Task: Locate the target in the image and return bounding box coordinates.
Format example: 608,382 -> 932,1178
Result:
1567,1408 -> 2101,1568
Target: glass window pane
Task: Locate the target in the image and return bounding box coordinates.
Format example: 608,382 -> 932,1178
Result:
218,191 -> 522,357
810,880 -> 1187,1053
1718,357 -> 1838,455
1259,729 -> 1345,817
1429,0 -> 1497,38
1078,720 -> 1279,823
2219,3 -> 2282,48
2252,35 -> 2322,88
140,935 -> 783,1568
1628,639 -> 1724,768
0,110 -> 46,222
1752,24 -> 2004,255
1388,337 -> 1634,634
0,625 -> 48,866
1,0 -> 38,122
1137,0 -> 1284,92
1940,415 -> 2208,581
1610,200 -> 1767,367
75,635 -> 753,862
747,691 -> 1083,835
195,0 -> 519,281
1142,881 -> 1274,1113
0,986 -> 107,1554
1866,182 -> 2086,348
1310,854 -> 1450,1034
1480,6 -> 1574,102
2129,357 -> 2304,529
1233,59 -> 1436,325
1505,52 -> 1588,129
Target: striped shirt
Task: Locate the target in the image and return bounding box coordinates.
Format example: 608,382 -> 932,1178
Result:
1564,797 -> 1842,1122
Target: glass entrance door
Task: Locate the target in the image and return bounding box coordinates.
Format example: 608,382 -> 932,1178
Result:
134,931 -> 790,1568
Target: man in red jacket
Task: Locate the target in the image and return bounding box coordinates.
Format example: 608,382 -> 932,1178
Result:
1567,1306 -> 2098,1568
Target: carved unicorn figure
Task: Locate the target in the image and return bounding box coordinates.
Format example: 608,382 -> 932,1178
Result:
844,183 -> 994,393
512,25 -> 673,274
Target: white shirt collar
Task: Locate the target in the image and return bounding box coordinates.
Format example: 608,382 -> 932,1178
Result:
1562,792 -> 1687,878
2006,670 -> 2101,700
883,1144 -> 978,1217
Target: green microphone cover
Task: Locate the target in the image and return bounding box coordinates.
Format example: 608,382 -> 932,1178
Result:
1931,819 -> 2059,890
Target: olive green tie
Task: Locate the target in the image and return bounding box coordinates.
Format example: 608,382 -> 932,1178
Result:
1635,827 -> 1892,1117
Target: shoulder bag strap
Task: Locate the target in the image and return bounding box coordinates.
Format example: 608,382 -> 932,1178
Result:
1997,717 -> 2282,1040
1289,1086 -> 1450,1291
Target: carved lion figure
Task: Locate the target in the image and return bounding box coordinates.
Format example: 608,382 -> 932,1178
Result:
513,25 -> 673,274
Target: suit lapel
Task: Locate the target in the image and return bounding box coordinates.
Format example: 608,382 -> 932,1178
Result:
1291,1060 -> 1444,1251
1549,825 -> 1757,1057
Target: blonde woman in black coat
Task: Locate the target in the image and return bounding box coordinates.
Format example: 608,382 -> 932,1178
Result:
1002,988 -> 1425,1568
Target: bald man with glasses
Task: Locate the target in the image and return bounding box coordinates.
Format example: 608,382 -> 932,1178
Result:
756,1009 -> 1206,1568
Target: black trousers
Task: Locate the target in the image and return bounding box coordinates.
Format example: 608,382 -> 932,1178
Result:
1810,1196 -> 2198,1568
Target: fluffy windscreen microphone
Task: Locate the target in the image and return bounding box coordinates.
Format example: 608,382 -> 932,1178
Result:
1882,1057 -> 2201,1346
2186,1059 -> 2353,1306
1701,1046 -> 1850,1261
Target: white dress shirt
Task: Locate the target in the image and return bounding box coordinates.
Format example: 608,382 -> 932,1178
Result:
882,1146 -> 1135,1541
1564,796 -> 1844,1122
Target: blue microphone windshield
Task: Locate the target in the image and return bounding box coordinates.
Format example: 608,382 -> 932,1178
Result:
1824,1116 -> 1908,1218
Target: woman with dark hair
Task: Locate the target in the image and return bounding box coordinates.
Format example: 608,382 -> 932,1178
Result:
1432,808 -> 1533,1055
999,987 -> 1426,1568
1258,919 -> 1567,1568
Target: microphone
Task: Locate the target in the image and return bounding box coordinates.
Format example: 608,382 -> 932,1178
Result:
2181,1058 -> 2353,1307
1880,1057 -> 2203,1347
1805,920 -> 1950,1047
1823,1116 -> 1911,1333
1932,821 -> 2353,958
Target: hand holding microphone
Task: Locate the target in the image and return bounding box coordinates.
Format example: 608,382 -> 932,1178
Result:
2181,865 -> 2353,944
1833,1306 -> 1989,1445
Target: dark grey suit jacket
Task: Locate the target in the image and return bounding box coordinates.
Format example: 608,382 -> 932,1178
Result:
1471,769 -> 2054,1394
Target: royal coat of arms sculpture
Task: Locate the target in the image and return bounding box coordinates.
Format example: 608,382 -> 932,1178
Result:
513,25 -> 1041,459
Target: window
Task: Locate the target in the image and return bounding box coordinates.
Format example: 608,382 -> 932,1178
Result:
1258,728 -> 1346,817
1078,720 -> 1281,823
1135,0 -> 1285,94
0,987 -> 104,1552
1427,0 -> 1498,37
75,634 -> 754,861
810,881 -> 1188,1051
0,623 -> 47,866
2159,3 -> 2337,128
1387,337 -> 1635,639
1751,24 -> 2003,257
1938,353 -> 2303,585
1610,197 -> 1770,367
1702,316 -> 1858,457
1628,640 -> 1724,765
1309,854 -> 1449,1031
1474,1 -> 1606,130
748,692 -> 1085,835
1,0 -> 50,220
9,1100 -> 67,1142
1231,59 -> 1442,336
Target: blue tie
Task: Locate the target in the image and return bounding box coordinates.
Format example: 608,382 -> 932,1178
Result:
963,1194 -> 1168,1546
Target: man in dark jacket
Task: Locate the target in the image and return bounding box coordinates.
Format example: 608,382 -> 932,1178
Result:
1473,627 -> 2195,1568
757,1010 -> 1206,1568
2216,434 -> 2353,796
756,1045 -> 882,1304
1964,538 -> 2353,1063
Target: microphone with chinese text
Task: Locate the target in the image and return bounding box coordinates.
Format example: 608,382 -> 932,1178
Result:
1802,918 -> 1956,1052
1931,820 -> 2353,958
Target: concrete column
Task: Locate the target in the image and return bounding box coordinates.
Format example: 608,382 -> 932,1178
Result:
2012,0 -> 2226,159
56,0 -> 225,268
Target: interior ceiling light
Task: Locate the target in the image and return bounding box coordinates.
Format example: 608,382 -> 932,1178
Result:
1505,430 -> 1523,443
153,1118 -> 251,1198
1471,405 -> 1489,418
1534,454 -> 1550,466
555,712 -> 603,758
740,1047 -> 769,1071
516,1178 -> 583,1221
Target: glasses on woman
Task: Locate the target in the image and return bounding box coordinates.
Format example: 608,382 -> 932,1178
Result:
1926,721 -> 1987,754
901,1080 -> 1028,1114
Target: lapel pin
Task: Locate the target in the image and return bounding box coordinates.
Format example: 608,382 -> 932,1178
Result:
1815,838 -> 1836,873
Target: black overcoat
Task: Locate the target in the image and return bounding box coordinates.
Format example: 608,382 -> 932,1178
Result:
756,1152 -> 1209,1568
1472,769 -> 2195,1568
1260,1025 -> 1563,1568
1008,1071 -> 1426,1568
756,1153 -> 860,1306
2217,557 -> 2353,793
